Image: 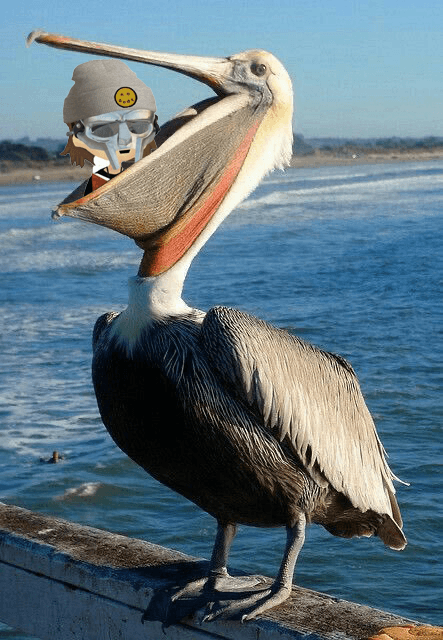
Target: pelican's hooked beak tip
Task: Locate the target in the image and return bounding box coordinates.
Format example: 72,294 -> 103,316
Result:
26,30 -> 45,47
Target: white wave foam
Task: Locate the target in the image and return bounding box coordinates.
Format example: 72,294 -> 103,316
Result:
54,482 -> 102,501
263,168 -> 371,186
0,187 -> 72,204
241,171 -> 443,212
0,247 -> 139,273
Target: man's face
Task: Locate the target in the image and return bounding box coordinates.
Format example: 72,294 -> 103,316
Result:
75,109 -> 156,173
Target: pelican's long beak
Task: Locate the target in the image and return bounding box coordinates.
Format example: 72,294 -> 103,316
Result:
27,30 -> 232,95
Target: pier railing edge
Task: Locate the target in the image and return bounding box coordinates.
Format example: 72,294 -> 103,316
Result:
0,502 -> 420,640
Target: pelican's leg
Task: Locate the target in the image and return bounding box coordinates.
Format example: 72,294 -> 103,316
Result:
143,522 -> 238,625
163,521 -> 263,624
205,522 -> 262,591
203,513 -> 306,622
172,521 -> 260,602
166,521 -> 237,605
240,513 -> 306,621
206,521 -> 237,585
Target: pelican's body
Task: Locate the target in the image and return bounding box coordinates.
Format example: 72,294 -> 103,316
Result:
93,302 -> 311,531
29,31 -> 407,622
93,288 -> 401,535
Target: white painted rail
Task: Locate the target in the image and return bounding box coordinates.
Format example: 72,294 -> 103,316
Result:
0,502 -> 416,640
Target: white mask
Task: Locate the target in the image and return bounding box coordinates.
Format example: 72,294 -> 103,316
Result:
76,109 -> 156,171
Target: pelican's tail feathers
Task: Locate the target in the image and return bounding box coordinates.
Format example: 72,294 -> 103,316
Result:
378,516 -> 407,551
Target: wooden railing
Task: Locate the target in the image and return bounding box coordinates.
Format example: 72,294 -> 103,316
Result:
0,502 -> 417,640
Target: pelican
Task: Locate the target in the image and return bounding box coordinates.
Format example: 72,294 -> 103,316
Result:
29,31 -> 407,622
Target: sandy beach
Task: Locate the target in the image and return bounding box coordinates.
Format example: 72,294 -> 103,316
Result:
0,149 -> 442,186
0,164 -> 90,186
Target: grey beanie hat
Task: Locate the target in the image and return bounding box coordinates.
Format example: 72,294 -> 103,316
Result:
63,59 -> 156,124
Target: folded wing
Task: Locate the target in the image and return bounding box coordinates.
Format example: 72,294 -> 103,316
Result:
201,306 -> 402,523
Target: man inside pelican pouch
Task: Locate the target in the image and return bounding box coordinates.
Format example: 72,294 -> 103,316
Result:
62,59 -> 158,194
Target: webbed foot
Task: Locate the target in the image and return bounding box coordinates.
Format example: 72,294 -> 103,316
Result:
201,583 -> 291,622
142,573 -> 267,626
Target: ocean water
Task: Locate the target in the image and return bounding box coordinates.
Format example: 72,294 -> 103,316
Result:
0,160 -> 442,638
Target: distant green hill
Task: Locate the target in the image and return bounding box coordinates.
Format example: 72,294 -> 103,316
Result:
292,135 -> 315,156
292,135 -> 443,158
305,136 -> 443,153
0,141 -> 50,163
0,140 -> 68,171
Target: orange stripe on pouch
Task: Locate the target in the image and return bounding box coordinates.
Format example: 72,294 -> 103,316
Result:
149,119 -> 261,275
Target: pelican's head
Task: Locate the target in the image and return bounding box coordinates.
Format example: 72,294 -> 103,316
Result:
28,32 -> 293,275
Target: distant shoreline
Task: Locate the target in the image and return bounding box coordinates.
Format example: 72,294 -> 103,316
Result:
290,148 -> 443,168
0,149 -> 442,186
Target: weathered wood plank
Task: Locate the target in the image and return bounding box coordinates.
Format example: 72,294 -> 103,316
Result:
0,503 -> 416,640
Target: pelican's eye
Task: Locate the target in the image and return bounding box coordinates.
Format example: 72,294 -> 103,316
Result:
251,62 -> 267,77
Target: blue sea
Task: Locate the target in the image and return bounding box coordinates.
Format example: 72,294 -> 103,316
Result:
0,160 -> 442,638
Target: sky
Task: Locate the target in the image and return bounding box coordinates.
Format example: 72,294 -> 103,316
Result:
1,0 -> 442,141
